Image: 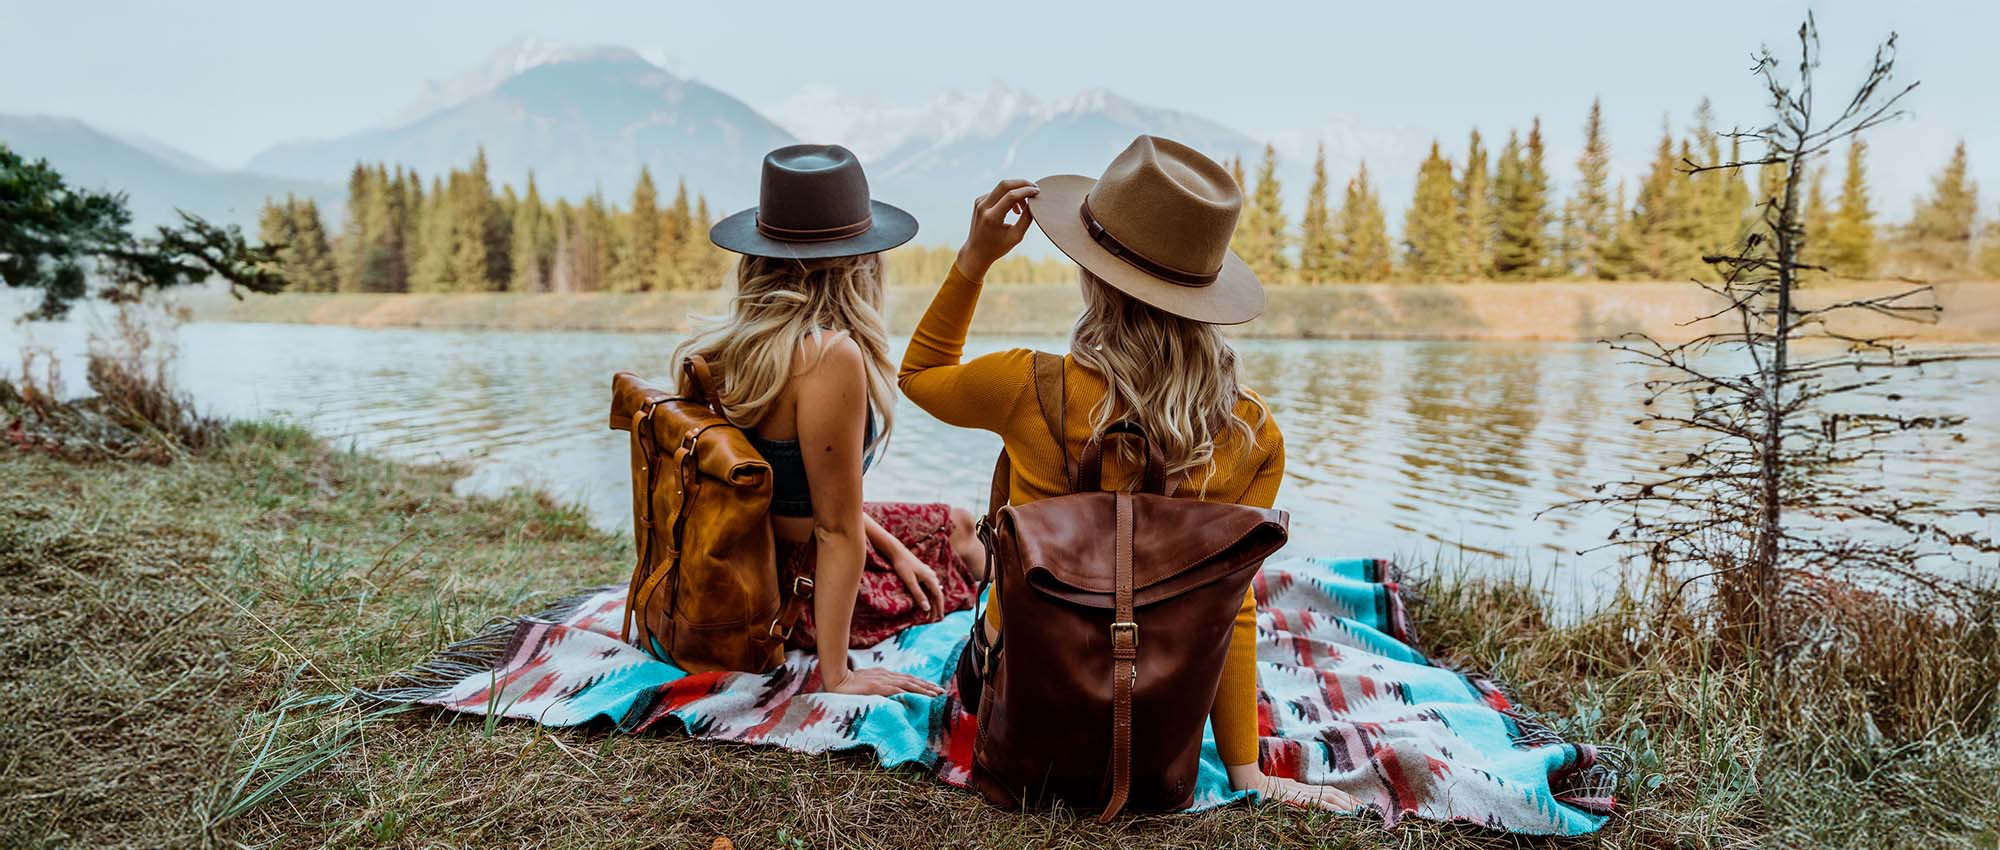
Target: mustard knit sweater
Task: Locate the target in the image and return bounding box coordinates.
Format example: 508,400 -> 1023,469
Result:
897,264 -> 1283,767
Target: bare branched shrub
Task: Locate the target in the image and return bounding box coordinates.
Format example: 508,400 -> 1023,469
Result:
2,299 -> 217,462
1566,17 -> 1999,696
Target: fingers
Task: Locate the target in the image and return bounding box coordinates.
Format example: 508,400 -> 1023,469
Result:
895,563 -> 932,613
983,186 -> 1039,223
920,569 -> 947,620
980,178 -> 1035,212
1007,204 -> 1036,239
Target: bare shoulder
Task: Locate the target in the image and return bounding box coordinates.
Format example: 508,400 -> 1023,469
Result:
793,330 -> 864,378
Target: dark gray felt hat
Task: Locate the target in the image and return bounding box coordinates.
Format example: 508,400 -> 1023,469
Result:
709,144 -> 918,259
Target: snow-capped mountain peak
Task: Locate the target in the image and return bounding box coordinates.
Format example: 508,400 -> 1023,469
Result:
374,37 -> 678,131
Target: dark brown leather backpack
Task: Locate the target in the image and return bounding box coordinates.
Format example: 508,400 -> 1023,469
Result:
608,356 -> 811,673
966,353 -> 1290,821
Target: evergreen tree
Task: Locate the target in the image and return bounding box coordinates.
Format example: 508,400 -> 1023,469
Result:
549,200 -> 577,293
612,167 -> 661,292
256,197 -> 299,288
1454,129 -> 1492,280
1598,180 -> 1643,279
656,179 -> 695,290
1238,145 -> 1290,283
1803,164 -> 1831,275
335,164 -> 373,292
1298,144 -> 1338,283
1492,120 -> 1551,279
509,173 -> 553,292
1335,161 -> 1392,281
1630,123 -> 1701,279
288,197 -> 339,292
1686,99 -> 1744,258
1903,141 -> 1979,275
1401,141 -> 1461,280
1825,137 -> 1877,278
1567,98 -> 1614,279
410,175 -> 452,292
691,194 -> 729,289
573,191 -> 613,293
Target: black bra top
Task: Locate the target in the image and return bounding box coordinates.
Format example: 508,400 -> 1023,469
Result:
750,407 -> 878,518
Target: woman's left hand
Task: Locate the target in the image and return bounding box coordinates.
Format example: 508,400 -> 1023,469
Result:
890,550 -> 946,620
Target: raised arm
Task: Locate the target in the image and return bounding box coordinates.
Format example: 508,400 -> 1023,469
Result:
897,180 -> 1042,431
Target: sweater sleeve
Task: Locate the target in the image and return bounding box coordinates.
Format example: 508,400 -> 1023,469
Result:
897,264 -> 1032,432
1213,420 -> 1284,767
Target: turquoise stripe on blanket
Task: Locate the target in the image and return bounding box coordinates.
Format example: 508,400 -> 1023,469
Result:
366,555 -> 1612,835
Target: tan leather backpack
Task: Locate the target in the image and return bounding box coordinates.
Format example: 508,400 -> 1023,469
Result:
966,353 -> 1290,821
608,356 -> 811,674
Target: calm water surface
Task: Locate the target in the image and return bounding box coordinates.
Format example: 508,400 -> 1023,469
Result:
11,320 -> 1997,600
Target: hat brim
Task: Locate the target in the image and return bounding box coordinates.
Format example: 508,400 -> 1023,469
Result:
1025,174 -> 1264,326
708,200 -> 919,260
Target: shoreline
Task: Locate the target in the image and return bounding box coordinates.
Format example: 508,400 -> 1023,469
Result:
184,279 -> 2000,343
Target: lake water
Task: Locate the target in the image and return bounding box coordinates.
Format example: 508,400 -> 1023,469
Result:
9,319 -> 1998,601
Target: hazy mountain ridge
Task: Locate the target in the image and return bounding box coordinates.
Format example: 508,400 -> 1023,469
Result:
0,114 -> 341,232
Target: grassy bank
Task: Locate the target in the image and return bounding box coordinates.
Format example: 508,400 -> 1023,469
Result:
5,411 -> 1999,848
185,279 -> 2000,342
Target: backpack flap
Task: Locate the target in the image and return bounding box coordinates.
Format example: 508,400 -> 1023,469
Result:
1006,495 -> 1288,609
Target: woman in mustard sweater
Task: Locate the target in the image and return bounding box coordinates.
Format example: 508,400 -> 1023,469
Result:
899,136 -> 1355,810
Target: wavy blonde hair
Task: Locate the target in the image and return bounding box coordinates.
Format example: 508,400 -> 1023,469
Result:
1068,269 -> 1265,485
672,253 -> 894,452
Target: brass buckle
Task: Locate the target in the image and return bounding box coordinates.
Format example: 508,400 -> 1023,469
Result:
1110,621 -> 1138,648
792,575 -> 815,596
768,620 -> 792,640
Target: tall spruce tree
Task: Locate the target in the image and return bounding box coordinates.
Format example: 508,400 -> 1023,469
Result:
256,197 -> 299,288
1826,137 -> 1877,278
1298,144 -> 1338,283
1598,180 -> 1642,279
288,197 -> 339,292
657,179 -> 695,290
1491,120 -> 1551,279
509,173 -> 553,292
335,165 -> 373,292
1335,161 -> 1392,281
691,194 -> 729,288
1568,98 -> 1614,279
1454,130 -> 1492,280
1401,141 -> 1461,280
1630,123 -> 1701,279
1903,141 -> 1979,275
1803,164 -> 1832,275
1238,145 -> 1291,283
612,167 -> 661,292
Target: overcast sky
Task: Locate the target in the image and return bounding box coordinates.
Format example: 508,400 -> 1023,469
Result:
2,0 -> 1993,211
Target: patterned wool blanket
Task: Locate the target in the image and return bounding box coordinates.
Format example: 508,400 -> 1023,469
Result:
366,556 -> 1614,834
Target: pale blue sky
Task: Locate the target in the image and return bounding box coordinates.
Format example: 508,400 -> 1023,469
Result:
2,0 -> 1994,210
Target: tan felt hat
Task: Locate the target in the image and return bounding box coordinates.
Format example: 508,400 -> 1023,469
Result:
1025,135 -> 1264,325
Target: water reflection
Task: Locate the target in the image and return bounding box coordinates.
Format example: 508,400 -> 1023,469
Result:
5,319 -> 1993,600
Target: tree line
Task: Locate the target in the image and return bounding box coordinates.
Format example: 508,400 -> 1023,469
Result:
1228,98 -> 2000,284
261,108 -> 1999,292
258,149 -> 735,294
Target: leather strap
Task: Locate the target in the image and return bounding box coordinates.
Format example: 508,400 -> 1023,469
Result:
1030,352 -> 1071,491
622,404 -> 659,644
1077,421 -> 1168,495
1099,491 -> 1138,823
755,214 -> 873,243
683,355 -> 721,412
1080,197 -> 1220,287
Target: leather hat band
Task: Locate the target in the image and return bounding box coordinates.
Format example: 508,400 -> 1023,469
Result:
1079,198 -> 1218,287
755,214 -> 874,243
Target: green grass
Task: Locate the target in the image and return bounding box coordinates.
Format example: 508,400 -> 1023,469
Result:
3,420 -> 1997,849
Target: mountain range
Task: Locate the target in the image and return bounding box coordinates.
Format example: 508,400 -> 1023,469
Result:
1,38 -> 1431,248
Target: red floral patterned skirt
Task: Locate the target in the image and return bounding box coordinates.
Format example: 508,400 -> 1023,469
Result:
776,502 -> 980,651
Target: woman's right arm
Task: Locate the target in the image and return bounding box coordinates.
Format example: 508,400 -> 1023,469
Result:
896,180 -> 1042,427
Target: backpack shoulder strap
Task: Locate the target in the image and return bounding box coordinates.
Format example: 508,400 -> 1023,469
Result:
1029,351 -> 1072,491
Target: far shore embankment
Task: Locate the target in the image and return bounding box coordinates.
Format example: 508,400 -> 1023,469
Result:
185,280 -> 2000,343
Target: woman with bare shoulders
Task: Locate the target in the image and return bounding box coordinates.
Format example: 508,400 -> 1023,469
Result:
677,144 -> 984,696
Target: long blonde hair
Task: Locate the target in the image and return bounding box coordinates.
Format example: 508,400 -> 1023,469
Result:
1068,269 -> 1265,483
672,253 -> 895,452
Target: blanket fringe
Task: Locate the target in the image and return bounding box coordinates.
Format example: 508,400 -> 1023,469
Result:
354,586 -> 615,705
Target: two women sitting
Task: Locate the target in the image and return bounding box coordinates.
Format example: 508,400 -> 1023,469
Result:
669,136 -> 1350,808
